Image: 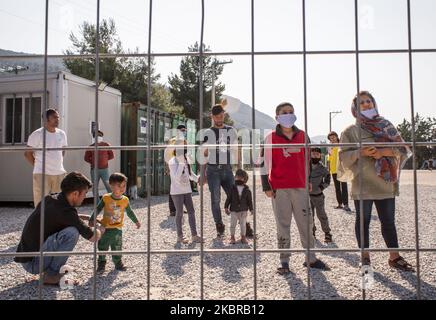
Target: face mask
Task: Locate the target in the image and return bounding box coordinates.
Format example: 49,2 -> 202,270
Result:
235,180 -> 245,186
277,113 -> 297,128
361,108 -> 378,119
311,158 -> 321,164
177,131 -> 187,140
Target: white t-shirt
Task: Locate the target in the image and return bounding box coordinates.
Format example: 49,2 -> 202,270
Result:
168,156 -> 198,195
27,127 -> 68,175
237,185 -> 244,196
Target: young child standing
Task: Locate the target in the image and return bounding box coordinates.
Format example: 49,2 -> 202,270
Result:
168,138 -> 202,244
309,147 -> 333,243
89,172 -> 141,272
224,169 -> 253,244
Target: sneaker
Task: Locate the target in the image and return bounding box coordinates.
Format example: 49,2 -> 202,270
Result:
192,235 -> 204,243
277,262 -> 291,275
324,232 -> 333,243
240,237 -> 248,244
245,222 -> 254,238
359,256 -> 371,267
216,223 -> 225,237
97,261 -> 106,273
303,259 -> 331,271
115,261 -> 127,271
343,205 -> 352,212
334,205 -> 343,209
177,236 -> 189,244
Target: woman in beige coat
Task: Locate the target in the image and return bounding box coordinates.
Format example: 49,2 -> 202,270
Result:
338,90 -> 414,272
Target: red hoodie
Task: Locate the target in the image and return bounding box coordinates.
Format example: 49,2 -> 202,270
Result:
261,126 -> 309,190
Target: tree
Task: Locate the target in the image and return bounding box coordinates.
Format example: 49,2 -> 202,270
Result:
397,114 -> 436,168
64,19 -> 122,86
168,42 -> 233,127
63,19 -> 171,110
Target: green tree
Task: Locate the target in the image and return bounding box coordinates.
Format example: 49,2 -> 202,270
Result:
168,42 -> 233,127
397,114 -> 436,168
63,19 -> 172,110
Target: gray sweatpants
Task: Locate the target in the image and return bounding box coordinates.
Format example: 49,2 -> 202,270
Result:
310,194 -> 331,233
272,188 -> 317,264
171,193 -> 198,238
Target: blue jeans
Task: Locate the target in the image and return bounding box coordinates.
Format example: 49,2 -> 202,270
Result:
354,198 -> 399,249
22,227 -> 79,276
206,164 -> 234,224
90,168 -> 111,194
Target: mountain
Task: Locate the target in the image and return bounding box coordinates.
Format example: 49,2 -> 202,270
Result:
0,48 -> 66,76
311,135 -> 328,144
223,95 -> 277,130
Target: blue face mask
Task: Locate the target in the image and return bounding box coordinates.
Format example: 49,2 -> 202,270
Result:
277,113 -> 297,128
361,108 -> 378,119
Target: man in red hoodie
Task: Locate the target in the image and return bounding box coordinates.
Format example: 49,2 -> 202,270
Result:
84,130 -> 114,196
260,102 -> 330,274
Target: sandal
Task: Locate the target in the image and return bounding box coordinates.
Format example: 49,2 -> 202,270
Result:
277,262 -> 291,275
276,267 -> 291,275
388,256 -> 415,272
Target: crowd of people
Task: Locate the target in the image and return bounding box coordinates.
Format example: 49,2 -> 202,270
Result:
14,90 -> 415,287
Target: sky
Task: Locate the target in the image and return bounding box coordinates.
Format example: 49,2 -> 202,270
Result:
0,0 -> 435,136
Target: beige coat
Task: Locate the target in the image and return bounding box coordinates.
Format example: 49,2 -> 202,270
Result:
337,124 -> 404,200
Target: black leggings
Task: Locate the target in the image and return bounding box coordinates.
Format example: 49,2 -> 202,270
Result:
332,173 -> 348,206
354,198 -> 399,249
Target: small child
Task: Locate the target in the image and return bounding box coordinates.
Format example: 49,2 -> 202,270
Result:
309,148 -> 333,243
224,169 -> 253,244
89,172 -> 141,272
168,138 -> 202,244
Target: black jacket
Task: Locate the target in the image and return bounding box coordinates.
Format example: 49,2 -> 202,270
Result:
14,193 -> 94,263
224,184 -> 253,212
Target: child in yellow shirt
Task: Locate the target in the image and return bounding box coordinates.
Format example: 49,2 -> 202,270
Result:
89,173 -> 140,272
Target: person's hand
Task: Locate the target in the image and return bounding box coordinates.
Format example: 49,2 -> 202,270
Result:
97,224 -> 105,235
135,221 -> 141,229
199,175 -> 207,186
88,220 -> 95,228
309,183 -> 312,193
88,228 -> 102,243
361,147 -> 377,157
265,190 -> 274,198
370,149 -> 384,160
225,208 -> 230,215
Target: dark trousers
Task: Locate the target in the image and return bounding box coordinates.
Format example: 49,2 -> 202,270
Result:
169,194 -> 176,213
332,173 -> 348,206
354,198 -> 399,249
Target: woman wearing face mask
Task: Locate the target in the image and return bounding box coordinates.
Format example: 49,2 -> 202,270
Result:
84,130 -> 114,195
259,102 -> 330,274
338,91 -> 414,271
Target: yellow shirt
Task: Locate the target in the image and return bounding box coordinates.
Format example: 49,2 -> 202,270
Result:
91,194 -> 138,229
328,147 -> 339,174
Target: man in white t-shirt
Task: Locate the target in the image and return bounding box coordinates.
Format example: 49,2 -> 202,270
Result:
24,109 -> 68,207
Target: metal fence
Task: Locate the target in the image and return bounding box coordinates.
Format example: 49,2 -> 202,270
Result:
0,0 -> 435,300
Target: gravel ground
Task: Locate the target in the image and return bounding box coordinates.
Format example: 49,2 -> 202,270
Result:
0,170 -> 434,300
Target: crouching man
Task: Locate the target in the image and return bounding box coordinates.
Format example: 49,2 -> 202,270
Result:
14,171 -> 104,285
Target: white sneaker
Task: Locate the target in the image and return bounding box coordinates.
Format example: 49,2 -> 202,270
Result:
177,236 -> 189,244
192,235 -> 204,243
